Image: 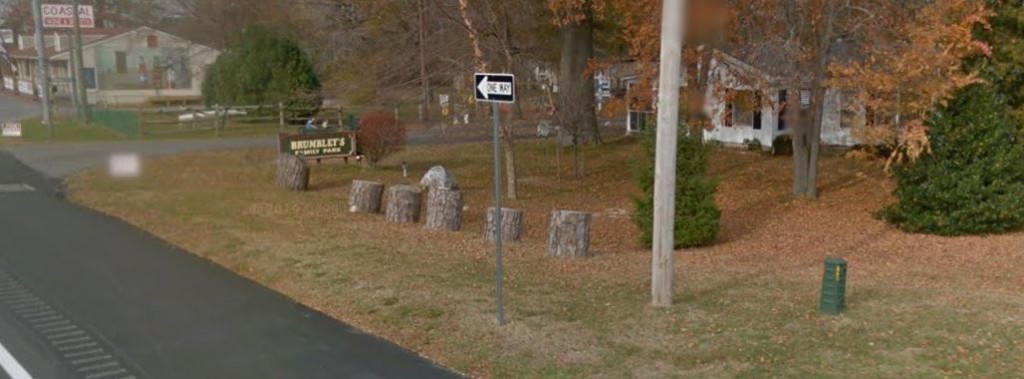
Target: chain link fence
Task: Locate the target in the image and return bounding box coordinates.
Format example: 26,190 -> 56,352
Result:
89,107 -> 141,138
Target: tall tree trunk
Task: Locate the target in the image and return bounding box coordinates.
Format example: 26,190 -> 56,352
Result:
457,0 -> 486,72
503,127 -> 518,199
418,0 -> 429,124
502,7 -> 524,121
500,6 -> 519,199
806,91 -> 824,198
791,0 -> 833,199
791,105 -> 810,196
559,14 -> 601,144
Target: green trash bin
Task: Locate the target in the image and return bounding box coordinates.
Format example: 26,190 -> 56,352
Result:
819,257 -> 847,315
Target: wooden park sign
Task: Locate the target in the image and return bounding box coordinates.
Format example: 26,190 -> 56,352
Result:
278,132 -> 357,159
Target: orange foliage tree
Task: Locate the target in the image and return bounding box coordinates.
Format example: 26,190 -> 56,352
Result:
828,0 -> 991,170
729,0 -> 989,198
547,0 -> 988,199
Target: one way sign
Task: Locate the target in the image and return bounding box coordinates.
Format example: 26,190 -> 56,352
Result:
474,73 -> 516,103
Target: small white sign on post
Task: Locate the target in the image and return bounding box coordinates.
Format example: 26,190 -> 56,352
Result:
2,123 -> 22,138
41,4 -> 95,29
108,153 -> 142,178
0,29 -> 13,44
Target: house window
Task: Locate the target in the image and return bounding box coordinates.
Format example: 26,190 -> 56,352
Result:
728,90 -> 757,127
724,102 -> 733,127
629,111 -> 652,132
752,92 -> 762,130
147,35 -> 159,48
778,90 -> 788,131
83,67 -> 96,89
840,90 -> 859,129
625,79 -> 652,132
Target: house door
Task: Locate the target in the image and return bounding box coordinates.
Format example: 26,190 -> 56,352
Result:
115,52 -> 127,73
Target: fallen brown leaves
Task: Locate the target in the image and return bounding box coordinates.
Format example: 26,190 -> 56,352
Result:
65,137 -> 1024,378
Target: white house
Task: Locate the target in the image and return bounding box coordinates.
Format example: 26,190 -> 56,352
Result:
702,48 -> 860,148
620,48 -> 862,148
5,27 -> 219,105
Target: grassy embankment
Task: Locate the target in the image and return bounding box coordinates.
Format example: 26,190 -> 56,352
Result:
68,136 -> 1024,378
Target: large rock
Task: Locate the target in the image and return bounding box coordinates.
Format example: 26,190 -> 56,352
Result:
536,121 -> 553,138
420,165 -> 458,190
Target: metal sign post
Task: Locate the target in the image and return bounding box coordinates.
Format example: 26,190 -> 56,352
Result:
475,73 -> 515,326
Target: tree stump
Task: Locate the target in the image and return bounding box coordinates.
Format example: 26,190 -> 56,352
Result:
385,185 -> 422,223
547,210 -> 592,258
348,180 -> 384,214
425,188 -> 464,231
485,207 -> 524,242
276,154 -> 309,191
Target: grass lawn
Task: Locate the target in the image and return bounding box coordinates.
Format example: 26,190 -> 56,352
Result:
0,117 -> 125,144
67,136 -> 1024,378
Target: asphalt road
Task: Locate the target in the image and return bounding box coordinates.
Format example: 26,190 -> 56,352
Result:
0,95 -> 459,378
0,93 -> 38,124
0,152 -> 459,378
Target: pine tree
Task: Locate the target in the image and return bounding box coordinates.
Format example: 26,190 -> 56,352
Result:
202,27 -> 321,108
879,84 -> 1024,235
633,126 -> 721,248
972,0 -> 1024,125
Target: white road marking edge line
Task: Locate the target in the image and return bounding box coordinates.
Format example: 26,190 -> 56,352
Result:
0,338 -> 33,379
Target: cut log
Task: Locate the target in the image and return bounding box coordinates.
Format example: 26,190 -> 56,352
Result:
425,188 -> 463,231
348,180 -> 384,214
276,154 -> 309,191
485,207 -> 524,242
385,185 -> 422,223
547,210 -> 592,258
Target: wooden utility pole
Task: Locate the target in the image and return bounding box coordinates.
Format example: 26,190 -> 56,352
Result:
30,0 -> 53,137
418,0 -> 429,124
72,0 -> 89,122
651,0 -> 686,307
